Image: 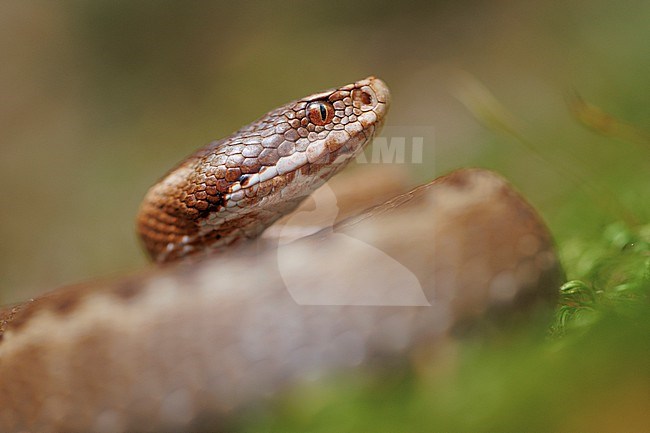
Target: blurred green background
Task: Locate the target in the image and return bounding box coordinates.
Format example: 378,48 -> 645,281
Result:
1,1 -> 648,431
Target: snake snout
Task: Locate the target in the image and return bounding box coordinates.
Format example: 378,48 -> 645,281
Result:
354,77 -> 390,130
361,76 -> 390,105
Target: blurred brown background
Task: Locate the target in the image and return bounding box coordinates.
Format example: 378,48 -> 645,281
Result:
1,0 -> 648,302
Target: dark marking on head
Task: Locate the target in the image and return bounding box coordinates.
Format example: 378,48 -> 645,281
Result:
197,200 -> 222,219
238,174 -> 251,186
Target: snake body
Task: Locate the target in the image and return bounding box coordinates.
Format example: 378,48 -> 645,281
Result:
0,78 -> 562,432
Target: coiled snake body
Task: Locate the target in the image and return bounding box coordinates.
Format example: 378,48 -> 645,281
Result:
0,77 -> 562,432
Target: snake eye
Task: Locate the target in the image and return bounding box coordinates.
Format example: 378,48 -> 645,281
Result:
307,101 -> 334,126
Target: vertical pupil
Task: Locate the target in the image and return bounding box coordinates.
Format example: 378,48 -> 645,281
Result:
319,104 -> 327,120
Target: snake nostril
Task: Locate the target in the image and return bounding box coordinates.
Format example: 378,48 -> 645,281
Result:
352,89 -> 373,106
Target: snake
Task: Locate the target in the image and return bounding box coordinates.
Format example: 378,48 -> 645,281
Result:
0,77 -> 563,432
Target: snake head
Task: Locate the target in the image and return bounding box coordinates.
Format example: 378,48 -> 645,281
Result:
137,77 -> 391,262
